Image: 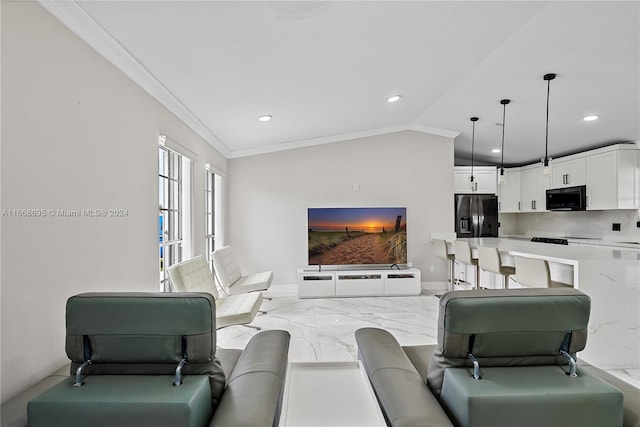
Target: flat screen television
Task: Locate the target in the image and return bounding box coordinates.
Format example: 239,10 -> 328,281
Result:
307,207 -> 407,267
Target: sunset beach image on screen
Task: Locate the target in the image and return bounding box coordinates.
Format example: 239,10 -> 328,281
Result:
307,207 -> 407,266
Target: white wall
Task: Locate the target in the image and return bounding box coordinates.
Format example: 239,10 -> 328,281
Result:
227,130 -> 455,285
1,2 -> 226,401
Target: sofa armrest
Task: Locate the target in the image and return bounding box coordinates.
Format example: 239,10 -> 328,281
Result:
578,361 -> 640,427
210,330 -> 290,427
355,328 -> 453,427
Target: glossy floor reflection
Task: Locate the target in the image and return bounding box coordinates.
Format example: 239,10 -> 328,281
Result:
216,286 -> 640,389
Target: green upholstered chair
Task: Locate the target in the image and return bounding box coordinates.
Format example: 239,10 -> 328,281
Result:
27,292 -> 290,427
427,289 -> 623,427
28,292 -> 225,427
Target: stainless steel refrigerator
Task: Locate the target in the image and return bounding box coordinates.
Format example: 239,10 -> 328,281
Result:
454,194 -> 499,238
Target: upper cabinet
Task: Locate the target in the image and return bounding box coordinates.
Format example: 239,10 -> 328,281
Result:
550,157 -> 586,188
498,168 -> 521,212
454,166 -> 497,194
455,144 -> 638,212
586,146 -> 639,210
520,164 -> 551,212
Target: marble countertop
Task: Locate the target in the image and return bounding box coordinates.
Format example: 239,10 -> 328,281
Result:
459,237 -> 640,263
502,234 -> 640,250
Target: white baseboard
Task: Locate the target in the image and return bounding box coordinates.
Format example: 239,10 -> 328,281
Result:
422,281 -> 449,292
264,283 -> 298,297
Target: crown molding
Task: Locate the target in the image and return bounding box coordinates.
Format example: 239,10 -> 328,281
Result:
227,123 -> 459,159
409,124 -> 461,139
37,0 -> 231,158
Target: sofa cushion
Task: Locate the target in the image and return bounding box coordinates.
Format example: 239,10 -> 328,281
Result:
28,375 -> 212,427
440,366 -> 623,427
215,292 -> 263,329
228,271 -> 273,295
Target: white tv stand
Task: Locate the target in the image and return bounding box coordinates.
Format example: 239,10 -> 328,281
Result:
297,267 -> 421,298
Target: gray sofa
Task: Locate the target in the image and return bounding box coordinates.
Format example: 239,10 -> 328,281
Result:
2,292 -> 290,427
356,289 -> 639,427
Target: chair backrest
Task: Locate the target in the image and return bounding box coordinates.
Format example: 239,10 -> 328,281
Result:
514,256 -> 551,288
211,246 -> 242,290
65,292 -> 225,405
434,239 -> 453,261
477,246 -> 502,274
427,288 -> 590,396
168,255 -> 220,298
454,240 -> 475,264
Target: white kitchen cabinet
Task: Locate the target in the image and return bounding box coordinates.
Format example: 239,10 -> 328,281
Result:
498,168 -> 521,212
550,157 -> 586,188
520,164 -> 550,212
454,166 -> 497,194
586,146 -> 639,210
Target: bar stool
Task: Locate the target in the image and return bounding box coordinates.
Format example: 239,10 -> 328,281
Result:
434,239 -> 456,291
454,240 -> 480,290
477,246 -> 516,289
514,256 -> 571,288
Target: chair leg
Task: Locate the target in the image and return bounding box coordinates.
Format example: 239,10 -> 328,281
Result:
504,274 -> 510,289
259,310 -> 267,315
475,266 -> 480,290
449,260 -> 455,291
241,324 -> 261,331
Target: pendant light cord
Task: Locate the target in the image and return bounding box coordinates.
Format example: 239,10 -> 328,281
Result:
543,73 -> 556,167
471,120 -> 475,181
500,99 -> 510,175
470,117 -> 478,182
545,78 -> 550,164
501,104 -> 505,172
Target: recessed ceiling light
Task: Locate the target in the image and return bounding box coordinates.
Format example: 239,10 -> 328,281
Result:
583,115 -> 599,121
491,148 -> 501,153
387,95 -> 402,103
258,115 -> 272,122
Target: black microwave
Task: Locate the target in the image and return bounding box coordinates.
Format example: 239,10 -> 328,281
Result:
546,185 -> 587,211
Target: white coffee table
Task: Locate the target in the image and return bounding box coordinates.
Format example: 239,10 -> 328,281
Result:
279,361 -> 386,427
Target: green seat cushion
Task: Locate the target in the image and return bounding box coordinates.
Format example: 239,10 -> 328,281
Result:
27,375 -> 212,427
440,366 -> 623,427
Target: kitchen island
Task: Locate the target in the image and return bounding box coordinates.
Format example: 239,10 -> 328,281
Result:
458,237 -> 639,385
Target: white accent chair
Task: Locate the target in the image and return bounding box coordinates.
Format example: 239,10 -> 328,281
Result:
211,246 -> 273,296
514,256 -> 571,288
477,246 -> 516,289
167,255 -> 263,330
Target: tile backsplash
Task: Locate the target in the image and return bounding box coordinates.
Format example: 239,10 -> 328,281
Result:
499,209 -> 640,242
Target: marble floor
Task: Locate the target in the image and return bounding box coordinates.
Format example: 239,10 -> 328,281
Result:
216,285 -> 640,389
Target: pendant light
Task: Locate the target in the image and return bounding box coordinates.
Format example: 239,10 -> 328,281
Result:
542,73 -> 556,175
469,116 -> 479,191
498,99 -> 510,184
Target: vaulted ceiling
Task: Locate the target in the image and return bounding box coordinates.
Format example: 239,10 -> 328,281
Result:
42,1 -> 639,165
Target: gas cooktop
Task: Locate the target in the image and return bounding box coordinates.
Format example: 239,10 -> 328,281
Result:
530,237 -> 569,245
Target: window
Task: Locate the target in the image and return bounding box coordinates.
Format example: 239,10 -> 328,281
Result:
159,143 -> 191,290
205,169 -> 223,271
